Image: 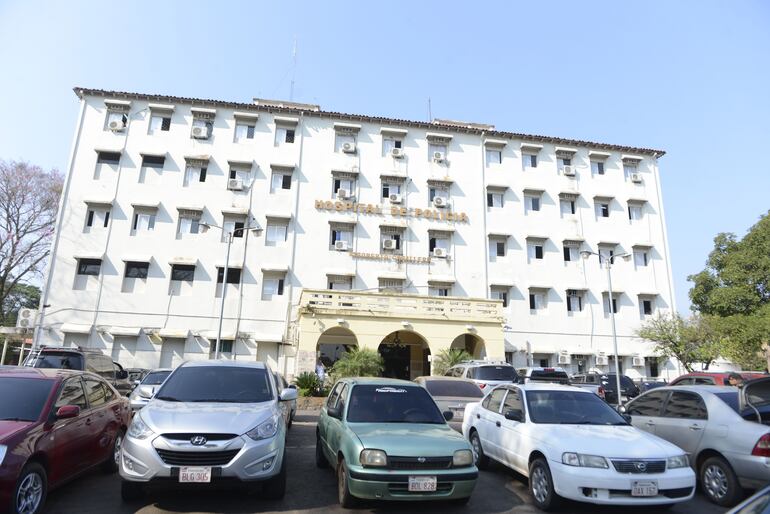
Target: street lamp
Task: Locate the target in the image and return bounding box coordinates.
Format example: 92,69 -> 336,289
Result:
200,221 -> 263,359
580,249 -> 631,409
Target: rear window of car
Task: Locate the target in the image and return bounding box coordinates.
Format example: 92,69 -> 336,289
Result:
0,378 -> 54,421
424,380 -> 484,398
472,366 -> 516,381
29,352 -> 84,371
529,370 -> 569,382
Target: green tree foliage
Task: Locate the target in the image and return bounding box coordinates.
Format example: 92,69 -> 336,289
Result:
431,348 -> 472,376
329,347 -> 383,380
688,211 -> 770,369
637,313 -> 719,372
2,283 -> 40,326
294,371 -> 320,397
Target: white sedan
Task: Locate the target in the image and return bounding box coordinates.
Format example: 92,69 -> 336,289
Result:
462,383 -> 696,510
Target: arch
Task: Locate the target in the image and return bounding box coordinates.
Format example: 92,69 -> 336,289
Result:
450,333 -> 487,360
378,330 -> 431,381
316,327 -> 358,370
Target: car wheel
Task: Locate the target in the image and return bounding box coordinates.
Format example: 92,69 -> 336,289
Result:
700,456 -> 742,507
12,463 -> 47,514
315,433 -> 328,469
120,480 -> 143,502
103,430 -> 125,473
261,453 -> 287,500
529,457 -> 560,511
337,458 -> 359,508
469,430 -> 489,470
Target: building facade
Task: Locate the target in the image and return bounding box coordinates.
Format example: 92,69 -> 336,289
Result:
36,87 -> 676,380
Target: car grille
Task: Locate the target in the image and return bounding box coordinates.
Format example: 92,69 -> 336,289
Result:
161,433 -> 238,441
388,482 -> 453,494
611,460 -> 666,474
155,449 -> 240,466
387,456 -> 453,470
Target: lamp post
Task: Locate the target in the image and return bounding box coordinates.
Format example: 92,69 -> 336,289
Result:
580,249 -> 631,409
200,221 -> 262,359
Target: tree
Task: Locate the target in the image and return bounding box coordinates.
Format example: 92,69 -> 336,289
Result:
637,313 -> 719,372
689,211 -> 770,369
2,283 -> 40,326
432,348 -> 472,376
0,160 -> 63,325
329,347 -> 383,380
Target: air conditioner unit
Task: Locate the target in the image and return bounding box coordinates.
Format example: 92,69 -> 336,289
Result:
433,151 -> 445,162
432,247 -> 447,258
596,355 -> 609,366
191,125 -> 209,139
562,165 -> 575,176
108,119 -> 125,131
558,354 -> 571,365
342,142 -> 356,154
630,173 -> 643,183
227,178 -> 244,191
16,308 -> 38,329
383,239 -> 397,250
390,147 -> 404,159
334,240 -> 349,251
433,196 -> 447,208
389,193 -> 402,204
337,188 -> 350,199
632,356 -> 645,367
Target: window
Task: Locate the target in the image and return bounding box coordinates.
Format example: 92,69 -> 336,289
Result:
557,157 -> 571,173
563,245 -> 579,262
228,165 -> 252,187
596,202 -> 610,218
502,388 -> 523,415
105,110 -> 128,131
640,298 -> 654,317
603,294 -> 619,315
428,235 -> 449,253
139,155 -> 165,184
191,118 -> 212,139
217,267 -> 242,285
491,287 -> 509,307
94,151 -> 121,179
379,279 -> 403,293
171,264 -> 195,282
525,195 -> 541,213
131,209 -> 156,234
382,181 -> 401,199
328,275 -> 353,291
262,275 -> 285,300
598,247 -> 615,266
628,204 -> 643,221
663,391 -> 707,420
485,149 -> 502,165
124,261 -> 149,279
429,143 -> 447,161
330,226 -> 353,249
529,292 -> 545,311
381,229 -> 402,252
489,239 -> 506,258
209,339 -> 234,354
335,133 -> 356,152
332,177 -> 355,196
234,122 -> 255,142
55,379 -> 87,410
276,126 -> 295,145
85,208 -> 110,231
77,259 -> 101,276
522,153 -> 537,169
624,163 -> 638,180
183,164 -> 207,186
626,390 -> 668,416
634,249 -> 649,267
566,290 -> 584,313
177,214 -> 200,237
483,388 -> 507,413
560,199 -> 575,216
528,242 -> 544,261
149,114 -> 171,134
265,222 -> 288,246
223,217 -> 246,241
270,171 -> 292,192
429,286 -> 450,297
428,186 -> 448,203
487,191 -> 503,208
84,379 -> 107,407
591,160 -> 605,175
382,137 -> 403,155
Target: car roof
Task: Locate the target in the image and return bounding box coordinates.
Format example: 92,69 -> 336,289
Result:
179,360 -> 267,369
340,377 -> 417,387
513,382 -> 590,393
0,366 -> 87,381
37,347 -> 102,355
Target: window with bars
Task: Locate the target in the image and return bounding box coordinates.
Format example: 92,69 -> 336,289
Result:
209,340 -> 234,354
379,279 -> 403,293
234,122 -> 256,142
328,275 -> 353,291
149,114 -> 171,134
429,286 -> 450,297
276,126 -> 295,145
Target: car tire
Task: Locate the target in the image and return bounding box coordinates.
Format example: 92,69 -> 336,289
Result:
469,430 -> 489,470
287,411 -> 293,430
120,480 -> 143,502
12,462 -> 47,514
529,457 -> 561,511
102,429 -> 125,473
337,458 -> 359,508
700,456 -> 743,507
261,453 -> 287,500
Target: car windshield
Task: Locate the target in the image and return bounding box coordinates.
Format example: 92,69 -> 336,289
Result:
347,385 -> 445,424
155,366 -> 273,403
526,390 -> 628,425
529,370 -> 570,382
424,380 -> 484,398
142,371 -> 171,386
28,352 -> 84,370
0,378 -> 54,421
473,366 -> 516,381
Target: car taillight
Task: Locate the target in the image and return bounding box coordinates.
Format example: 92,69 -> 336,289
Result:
752,434 -> 770,457
598,386 -> 605,399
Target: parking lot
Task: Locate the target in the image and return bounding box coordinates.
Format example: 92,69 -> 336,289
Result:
44,411 -> 727,514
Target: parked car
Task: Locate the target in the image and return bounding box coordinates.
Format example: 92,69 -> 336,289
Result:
727,484 -> 770,514
273,371 -> 296,429
0,366 -> 129,514
636,378 -> 668,393
517,367 -> 571,385
125,368 -> 149,385
414,375 -> 484,428
316,378 -> 478,507
622,380 -> 770,506
572,373 -> 640,404
128,369 -> 172,411
462,383 -> 695,510
119,360 -> 297,501
25,347 -> 133,396
669,371 -> 767,386
445,360 -> 518,391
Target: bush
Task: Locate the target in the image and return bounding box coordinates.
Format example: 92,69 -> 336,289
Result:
330,347 -> 383,380
294,371 -> 320,391
298,387 -> 312,397
432,348 -> 472,376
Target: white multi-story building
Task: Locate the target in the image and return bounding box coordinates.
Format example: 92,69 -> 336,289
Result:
36,87 -> 676,380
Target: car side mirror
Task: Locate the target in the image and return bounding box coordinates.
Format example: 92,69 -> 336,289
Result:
443,410 -> 454,422
56,405 -> 80,419
279,387 -> 298,402
288,384 -> 297,390
327,405 -> 342,420
617,405 -> 627,414
137,386 -> 154,399
116,370 -> 129,380
504,409 -> 523,422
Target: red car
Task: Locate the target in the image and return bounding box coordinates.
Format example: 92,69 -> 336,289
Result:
0,367 -> 130,514
669,371 -> 767,386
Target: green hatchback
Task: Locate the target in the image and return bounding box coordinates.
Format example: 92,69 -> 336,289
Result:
316,377 -> 478,507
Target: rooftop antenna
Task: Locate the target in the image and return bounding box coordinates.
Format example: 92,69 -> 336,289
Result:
427,97 -> 432,122
289,37 -> 298,101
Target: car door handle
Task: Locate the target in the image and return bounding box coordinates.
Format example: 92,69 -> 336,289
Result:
496,421 -> 501,427
689,424 -> 702,431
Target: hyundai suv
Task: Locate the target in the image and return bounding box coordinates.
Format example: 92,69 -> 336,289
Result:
119,360 -> 297,501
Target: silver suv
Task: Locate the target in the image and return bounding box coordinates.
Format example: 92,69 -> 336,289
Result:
445,360 -> 518,392
119,360 -> 297,501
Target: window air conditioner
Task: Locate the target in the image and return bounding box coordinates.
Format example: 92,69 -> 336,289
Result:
227,178 -> 244,191
337,188 -> 350,199
390,147 -> 404,159
632,356 -> 645,367
16,308 -> 38,329
558,354 -> 571,365
108,119 -> 125,131
334,240 -> 349,251
562,165 -> 575,176
191,125 -> 209,139
433,196 -> 447,208
596,355 -> 609,366
383,239 -> 397,250
432,247 -> 447,258
630,173 -> 643,183
433,151 -> 445,162
389,193 -> 402,204
342,142 -> 357,154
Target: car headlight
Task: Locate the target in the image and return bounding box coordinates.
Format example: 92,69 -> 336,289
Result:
360,449 -> 387,467
667,454 -> 689,469
0,445 -> 6,466
127,414 -> 155,440
453,449 -> 474,467
246,413 -> 279,441
562,452 -> 609,468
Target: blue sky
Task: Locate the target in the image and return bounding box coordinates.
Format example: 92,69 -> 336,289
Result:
1,0 -> 768,312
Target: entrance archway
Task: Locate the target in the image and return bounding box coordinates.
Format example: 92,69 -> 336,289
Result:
450,333 -> 486,359
378,330 -> 430,381
316,327 -> 358,370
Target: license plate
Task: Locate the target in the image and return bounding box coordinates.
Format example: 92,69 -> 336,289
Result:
408,476 -> 437,492
632,480 -> 658,497
179,466 -> 211,483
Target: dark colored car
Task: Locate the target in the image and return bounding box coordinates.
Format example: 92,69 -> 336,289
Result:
573,373 -> 640,404
24,347 -> 132,396
670,371 -> 767,386
0,367 -> 130,514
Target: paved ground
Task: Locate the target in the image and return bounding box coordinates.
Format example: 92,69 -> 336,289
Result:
45,412 -> 728,514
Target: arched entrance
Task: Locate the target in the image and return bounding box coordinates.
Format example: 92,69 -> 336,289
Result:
378,330 -> 430,381
450,333 -> 487,359
316,327 -> 358,370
